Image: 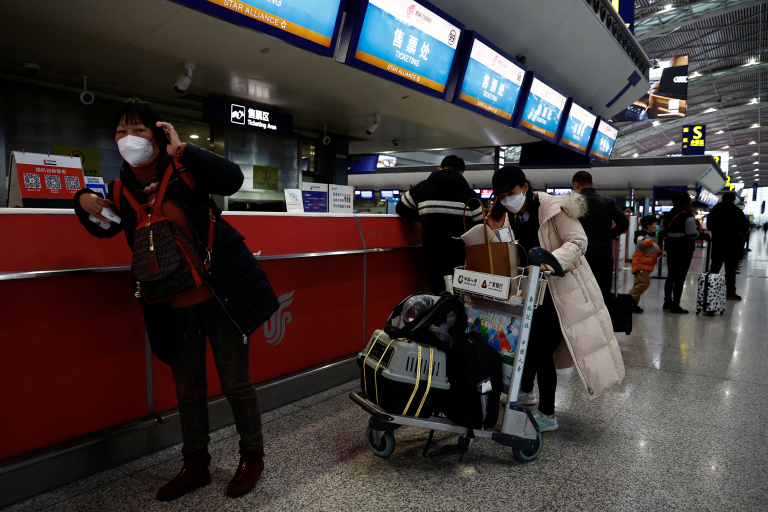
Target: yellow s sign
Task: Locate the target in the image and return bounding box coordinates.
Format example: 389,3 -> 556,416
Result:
693,126 -> 703,139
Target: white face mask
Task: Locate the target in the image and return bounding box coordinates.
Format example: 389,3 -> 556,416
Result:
501,191 -> 526,213
117,135 -> 156,167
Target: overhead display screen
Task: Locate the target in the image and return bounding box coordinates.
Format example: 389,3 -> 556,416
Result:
517,76 -> 567,142
557,101 -> 597,155
454,33 -> 526,123
589,119 -> 619,162
345,0 -> 463,98
174,0 -> 345,56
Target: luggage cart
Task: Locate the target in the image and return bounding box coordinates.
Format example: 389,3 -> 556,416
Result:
350,247 -> 564,463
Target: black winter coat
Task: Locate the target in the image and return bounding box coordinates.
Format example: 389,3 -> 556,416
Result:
73,143 -> 279,363
395,169 -> 482,257
578,188 -> 629,260
706,201 -> 749,260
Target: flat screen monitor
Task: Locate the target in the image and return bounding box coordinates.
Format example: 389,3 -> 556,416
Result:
174,0 -> 345,57
557,100 -> 597,155
378,155 -> 397,167
516,74 -> 568,143
589,118 -> 619,162
380,189 -> 394,198
480,189 -> 493,199
359,190 -> 374,200
546,188 -> 573,196
453,32 -> 527,123
343,0 -> 464,99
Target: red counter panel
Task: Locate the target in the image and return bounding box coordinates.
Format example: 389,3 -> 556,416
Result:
357,216 -> 422,250
0,214 -> 130,273
0,273 -> 146,461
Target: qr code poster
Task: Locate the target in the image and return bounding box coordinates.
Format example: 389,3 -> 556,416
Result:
13,151 -> 85,200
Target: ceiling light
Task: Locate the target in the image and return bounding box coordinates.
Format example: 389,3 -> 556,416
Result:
753,152 -> 759,156
189,134 -> 199,139
732,164 -> 737,167
716,130 -> 724,134
751,124 -> 761,129
754,161 -> 760,165
633,153 -> 639,158
747,58 -> 758,66
663,4 -> 673,11
749,98 -> 759,104
703,108 -> 717,113
652,121 -> 661,127
722,145 -> 730,149
749,141 -> 757,145
667,141 -> 675,146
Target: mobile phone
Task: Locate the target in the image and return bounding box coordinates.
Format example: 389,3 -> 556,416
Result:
159,127 -> 171,145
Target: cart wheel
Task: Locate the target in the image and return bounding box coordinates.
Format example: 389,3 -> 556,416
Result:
514,431 -> 543,463
366,427 -> 395,458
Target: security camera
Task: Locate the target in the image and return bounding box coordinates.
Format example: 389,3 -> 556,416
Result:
323,135 -> 331,146
174,63 -> 195,93
365,115 -> 381,135
25,63 -> 40,75
80,91 -> 95,105
392,139 -> 400,147
79,75 -> 94,105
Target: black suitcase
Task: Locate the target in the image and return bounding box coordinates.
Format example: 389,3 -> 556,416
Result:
608,238 -> 632,334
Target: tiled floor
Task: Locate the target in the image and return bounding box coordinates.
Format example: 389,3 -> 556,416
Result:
5,234 -> 768,511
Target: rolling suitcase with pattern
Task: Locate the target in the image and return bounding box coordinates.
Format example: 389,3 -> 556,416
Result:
696,240 -> 726,315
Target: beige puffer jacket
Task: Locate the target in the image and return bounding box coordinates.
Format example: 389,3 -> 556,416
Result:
509,192 -> 625,399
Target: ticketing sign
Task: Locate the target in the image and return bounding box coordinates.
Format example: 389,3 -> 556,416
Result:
344,0 -> 463,98
172,0 -> 345,56
206,98 -> 293,135
452,32 -> 527,123
557,100 -> 597,155
589,118 -> 619,162
682,125 -> 706,155
515,74 -> 568,143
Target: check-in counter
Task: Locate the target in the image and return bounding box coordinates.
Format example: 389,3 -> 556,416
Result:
0,209 -> 424,484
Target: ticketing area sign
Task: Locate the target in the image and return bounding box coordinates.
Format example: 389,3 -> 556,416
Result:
556,100 -> 597,156
206,98 -> 293,135
343,0 -> 463,98
589,118 -> 619,162
515,74 -> 568,143
452,32 -> 527,123
172,0 -> 346,56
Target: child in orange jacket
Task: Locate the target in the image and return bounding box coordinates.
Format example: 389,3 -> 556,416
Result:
629,216 -> 665,313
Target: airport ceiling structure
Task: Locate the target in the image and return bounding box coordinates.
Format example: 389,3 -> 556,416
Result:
613,0 -> 767,187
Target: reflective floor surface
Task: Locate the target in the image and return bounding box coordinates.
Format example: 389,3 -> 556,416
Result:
5,232 -> 768,511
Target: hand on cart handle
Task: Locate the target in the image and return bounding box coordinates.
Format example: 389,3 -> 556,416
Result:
528,247 -> 565,277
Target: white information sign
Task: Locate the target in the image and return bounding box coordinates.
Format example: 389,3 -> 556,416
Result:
284,189 -> 304,212
329,184 -> 354,214
452,268 -> 510,301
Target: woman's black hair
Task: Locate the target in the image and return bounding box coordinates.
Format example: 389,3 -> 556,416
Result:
524,179 -> 535,203
641,215 -> 658,229
671,191 -> 692,209
114,98 -> 166,145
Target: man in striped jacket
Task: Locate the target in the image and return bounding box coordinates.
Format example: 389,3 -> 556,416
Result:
396,155 -> 483,293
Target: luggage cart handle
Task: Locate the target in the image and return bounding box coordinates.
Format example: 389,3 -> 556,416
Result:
528,247 -> 564,277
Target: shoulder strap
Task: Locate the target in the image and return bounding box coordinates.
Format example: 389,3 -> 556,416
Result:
113,180 -> 122,216
668,211 -> 685,228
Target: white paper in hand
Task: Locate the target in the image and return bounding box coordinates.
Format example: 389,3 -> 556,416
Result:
101,207 -> 121,224
89,214 -> 112,230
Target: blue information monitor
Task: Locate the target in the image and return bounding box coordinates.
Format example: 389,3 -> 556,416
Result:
452,32 -> 527,124
589,118 -> 619,162
343,0 -> 464,99
172,0 -> 346,56
514,73 -> 568,143
556,100 -> 598,156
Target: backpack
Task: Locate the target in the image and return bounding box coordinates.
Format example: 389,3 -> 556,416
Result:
383,293 -> 468,357
113,166 -> 214,304
441,330 -> 503,430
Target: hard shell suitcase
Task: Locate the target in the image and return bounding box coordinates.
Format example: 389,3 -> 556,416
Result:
696,241 -> 727,315
608,239 -> 632,334
358,330 -> 450,419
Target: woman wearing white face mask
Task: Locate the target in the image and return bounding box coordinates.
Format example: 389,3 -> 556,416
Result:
74,98 -> 279,501
487,166 -> 624,432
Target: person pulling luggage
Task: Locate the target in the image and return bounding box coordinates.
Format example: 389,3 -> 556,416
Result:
487,166 -> 624,431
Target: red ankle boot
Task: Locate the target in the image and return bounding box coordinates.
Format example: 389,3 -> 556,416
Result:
156,448 -> 212,501
226,450 -> 264,498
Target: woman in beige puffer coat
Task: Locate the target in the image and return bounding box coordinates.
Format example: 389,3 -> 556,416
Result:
488,166 -> 625,431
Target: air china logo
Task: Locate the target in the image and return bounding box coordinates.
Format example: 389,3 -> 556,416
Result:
406,5 -> 415,17
43,159 -> 57,165
264,290 -> 294,346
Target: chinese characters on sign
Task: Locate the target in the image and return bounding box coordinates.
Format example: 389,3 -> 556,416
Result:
518,77 -> 567,141
682,125 -> 706,156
